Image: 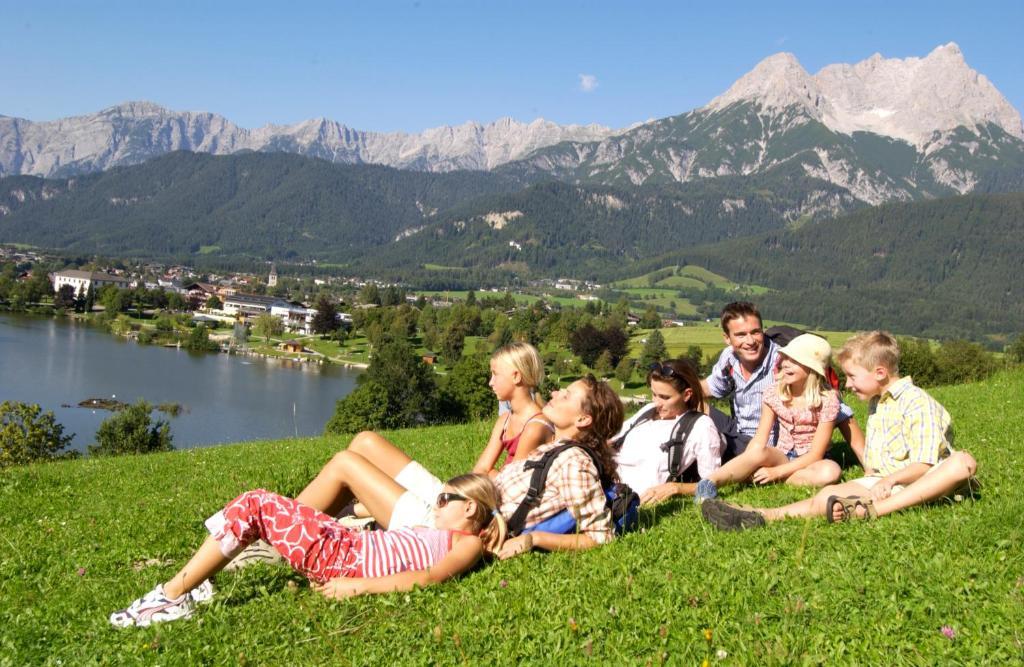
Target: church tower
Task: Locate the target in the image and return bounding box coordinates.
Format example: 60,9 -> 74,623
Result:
268,263 -> 278,288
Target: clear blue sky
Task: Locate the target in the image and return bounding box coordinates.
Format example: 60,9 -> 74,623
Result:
2,1 -> 1021,132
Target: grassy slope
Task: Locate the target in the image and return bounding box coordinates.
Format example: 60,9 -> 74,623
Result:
2,372 -> 1022,664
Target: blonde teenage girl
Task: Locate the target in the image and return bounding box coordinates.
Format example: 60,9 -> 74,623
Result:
694,334 -> 843,501
110,474 -> 506,627
472,342 -> 555,475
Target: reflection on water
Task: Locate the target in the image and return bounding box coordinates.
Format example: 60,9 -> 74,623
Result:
0,313 -> 360,452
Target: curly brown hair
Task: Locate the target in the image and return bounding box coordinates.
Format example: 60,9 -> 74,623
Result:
571,374 -> 624,483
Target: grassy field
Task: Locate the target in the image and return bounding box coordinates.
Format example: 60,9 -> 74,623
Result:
2,371 -> 1021,664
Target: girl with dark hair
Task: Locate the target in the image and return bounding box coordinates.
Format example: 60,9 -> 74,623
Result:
612,358 -> 725,505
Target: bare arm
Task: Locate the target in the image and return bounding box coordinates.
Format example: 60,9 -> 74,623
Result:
313,535 -> 484,599
838,418 -> 866,467
496,531 -> 600,559
753,418 -> 835,484
472,414 -> 509,475
640,481 -> 698,505
869,462 -> 931,501
506,420 -> 554,465
709,405 -> 776,486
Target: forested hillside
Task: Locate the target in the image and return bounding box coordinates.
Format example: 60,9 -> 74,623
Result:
353,162 -> 858,281
0,150 -> 855,273
674,192 -> 1024,339
0,151 -> 519,259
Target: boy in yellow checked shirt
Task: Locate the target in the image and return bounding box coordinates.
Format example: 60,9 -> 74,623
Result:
700,330 -> 979,530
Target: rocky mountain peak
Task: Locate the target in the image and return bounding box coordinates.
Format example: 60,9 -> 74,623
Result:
706,52 -> 829,117
706,43 -> 1023,147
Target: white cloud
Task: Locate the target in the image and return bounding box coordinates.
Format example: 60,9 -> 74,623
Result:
578,73 -> 598,93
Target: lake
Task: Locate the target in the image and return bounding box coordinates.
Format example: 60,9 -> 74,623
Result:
0,313 -> 361,452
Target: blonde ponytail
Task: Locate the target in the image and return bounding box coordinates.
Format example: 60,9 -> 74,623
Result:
444,473 -> 508,555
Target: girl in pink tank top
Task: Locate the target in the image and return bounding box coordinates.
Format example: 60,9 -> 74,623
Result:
109,474 -> 508,627
473,343 -> 555,476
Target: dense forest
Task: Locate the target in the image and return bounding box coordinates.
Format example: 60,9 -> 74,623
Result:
0,150 -> 858,274
0,151 -> 520,259
673,192 -> 1024,339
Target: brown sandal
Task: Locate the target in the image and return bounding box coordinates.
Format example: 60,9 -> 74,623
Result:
826,496 -> 877,523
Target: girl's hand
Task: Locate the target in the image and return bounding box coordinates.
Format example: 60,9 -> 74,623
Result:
311,577 -> 365,600
752,466 -> 782,485
497,534 -> 534,560
640,482 -> 680,505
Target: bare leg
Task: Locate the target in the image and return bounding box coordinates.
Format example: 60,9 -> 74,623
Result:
164,536 -> 229,599
787,459 -> 842,487
709,447 -> 786,486
345,431 -> 414,478
873,452 -> 977,517
759,481 -> 869,522
294,450 -> 408,526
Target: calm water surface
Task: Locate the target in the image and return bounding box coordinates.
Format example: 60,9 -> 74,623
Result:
0,313 -> 360,452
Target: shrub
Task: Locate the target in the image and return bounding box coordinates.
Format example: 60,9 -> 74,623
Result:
934,340 -> 998,385
439,354 -> 496,422
0,401 -> 77,468
639,330 -> 667,369
184,324 -> 219,352
89,401 -> 173,456
1008,334 -> 1024,365
898,338 -> 940,386
324,380 -> 391,434
326,337 -> 438,432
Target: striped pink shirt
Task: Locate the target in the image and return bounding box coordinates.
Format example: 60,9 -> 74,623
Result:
358,526 -> 454,577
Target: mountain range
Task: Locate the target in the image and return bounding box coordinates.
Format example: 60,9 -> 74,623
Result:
3,43 -> 1022,211
503,44 -> 1024,206
1,43 -> 1023,339
0,102 -> 613,178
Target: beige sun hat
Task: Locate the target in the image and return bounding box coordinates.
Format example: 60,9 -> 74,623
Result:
778,333 -> 832,377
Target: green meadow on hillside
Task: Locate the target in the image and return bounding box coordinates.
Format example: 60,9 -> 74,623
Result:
1,371 -> 1021,664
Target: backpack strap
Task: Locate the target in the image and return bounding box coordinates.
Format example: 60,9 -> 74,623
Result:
660,410 -> 703,483
610,406 -> 658,451
506,442 -> 607,536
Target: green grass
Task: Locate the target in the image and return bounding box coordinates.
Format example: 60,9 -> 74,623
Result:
196,245 -> 221,255
2,372 -> 1022,663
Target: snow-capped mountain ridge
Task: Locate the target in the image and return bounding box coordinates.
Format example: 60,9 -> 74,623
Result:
707,43 -> 1023,148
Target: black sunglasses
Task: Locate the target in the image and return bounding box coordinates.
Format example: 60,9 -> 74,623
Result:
648,362 -> 682,380
436,492 -> 468,508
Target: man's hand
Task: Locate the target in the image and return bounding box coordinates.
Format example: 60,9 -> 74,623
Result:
311,577 -> 365,599
497,534 -> 534,560
640,482 -> 681,505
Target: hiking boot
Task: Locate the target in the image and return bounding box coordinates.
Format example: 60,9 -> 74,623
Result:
222,540 -> 285,572
700,499 -> 766,532
109,584 -> 195,627
190,578 -> 215,605
694,479 -> 718,505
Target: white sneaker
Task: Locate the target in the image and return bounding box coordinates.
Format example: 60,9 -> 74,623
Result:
190,579 -> 215,605
109,584 -> 195,627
